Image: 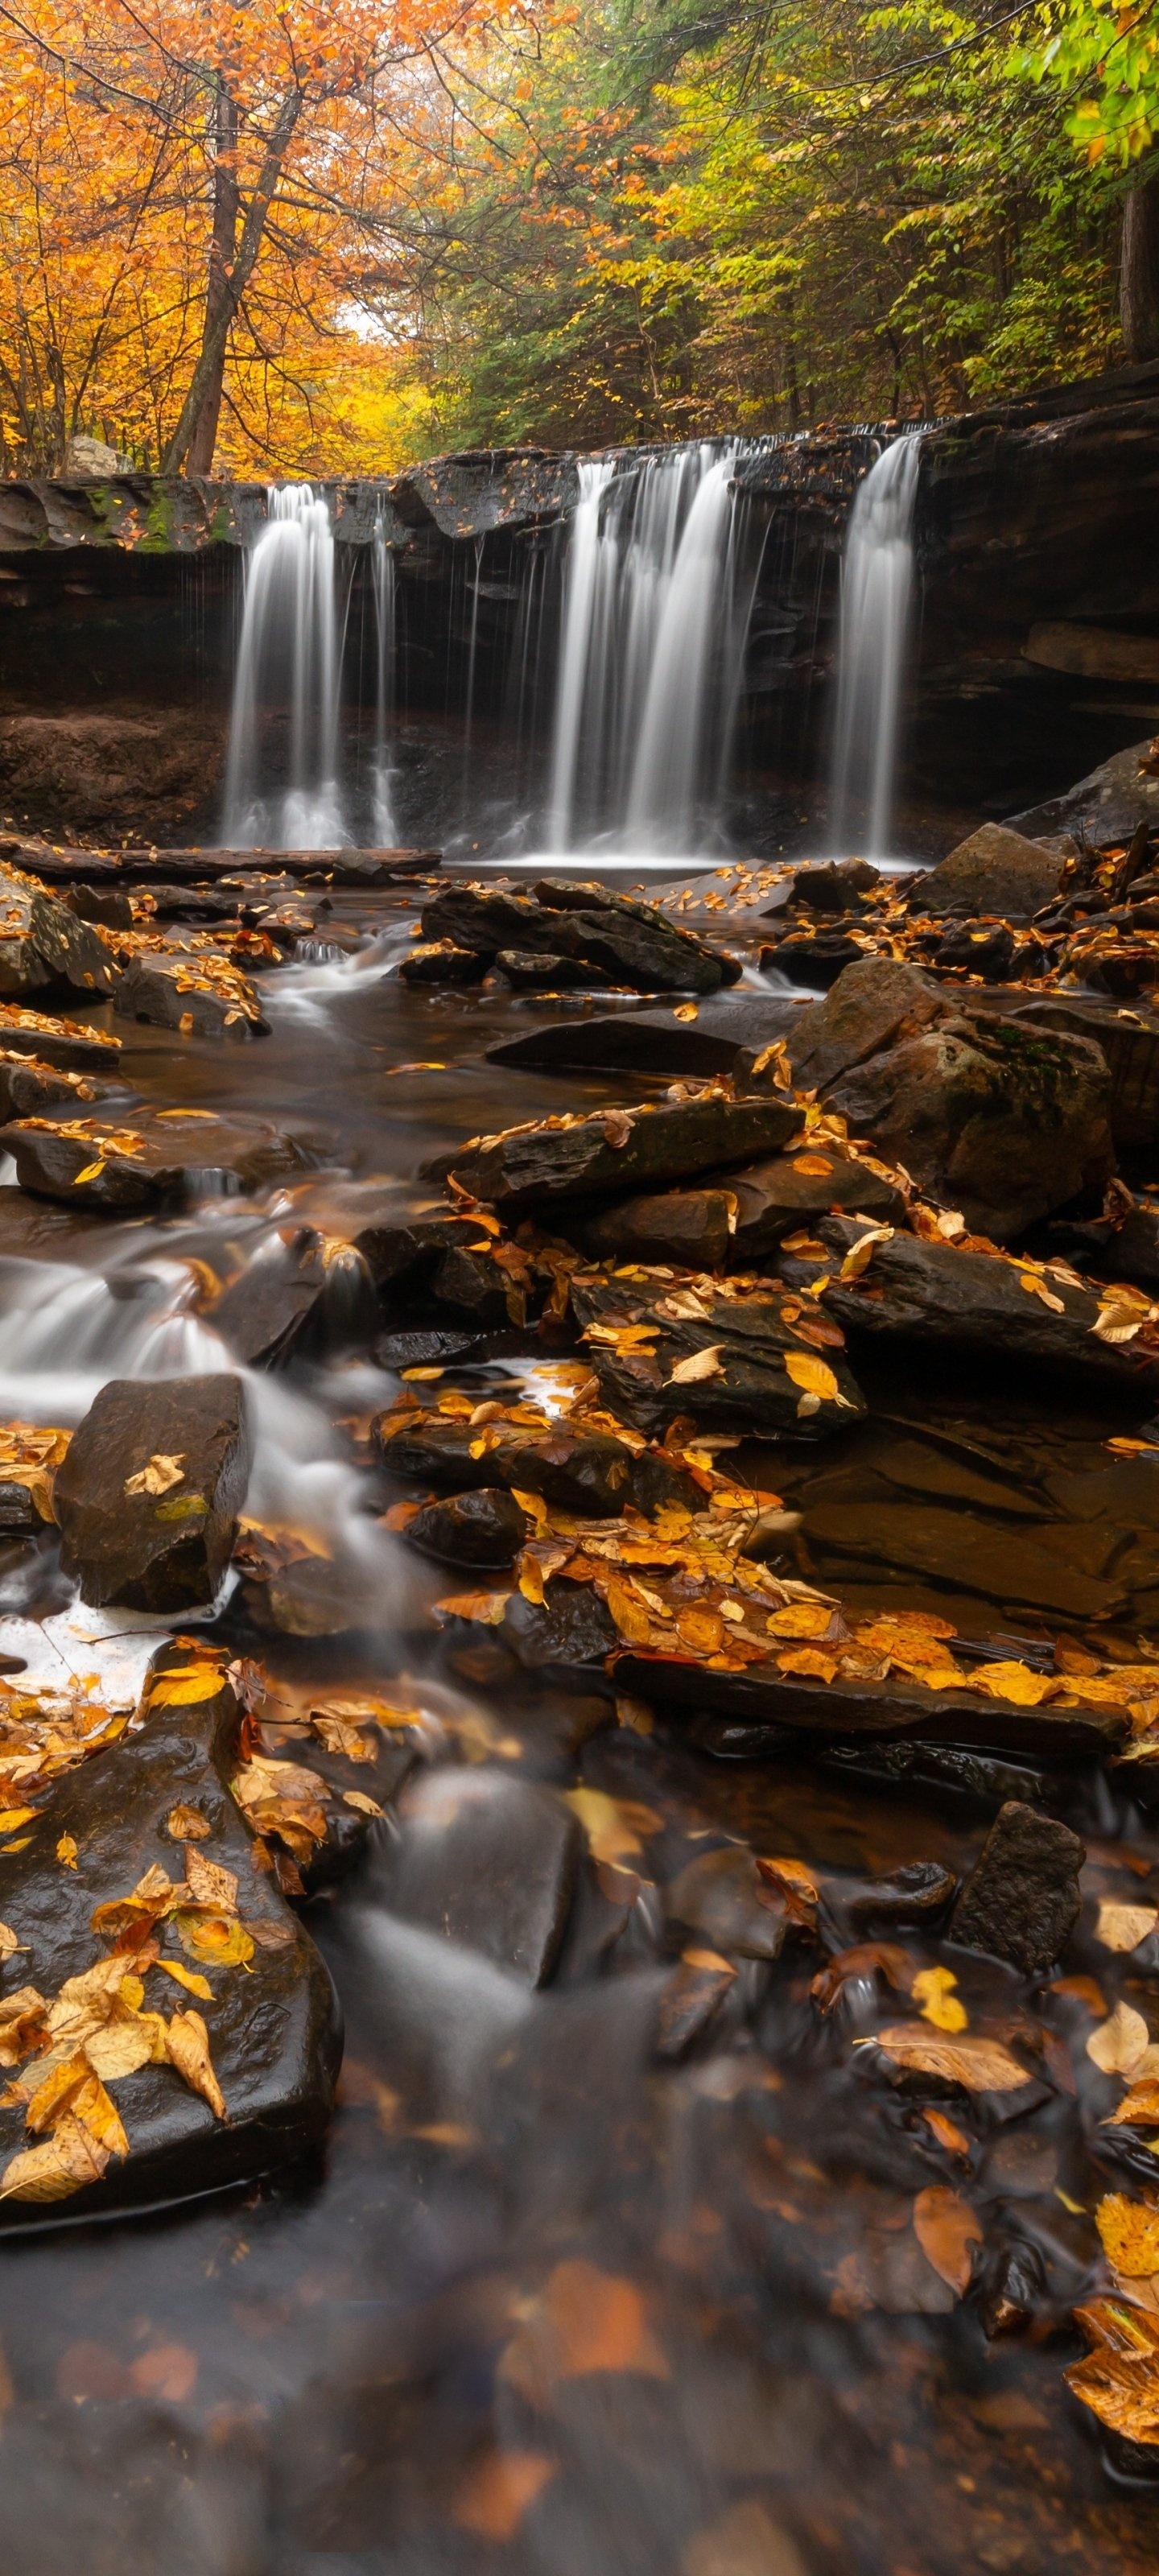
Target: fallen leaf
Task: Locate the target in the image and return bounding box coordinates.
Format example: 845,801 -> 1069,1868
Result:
563,1788 -> 658,1866
1095,1901 -> 1158,1954
0,2109 -> 109,2202
1066,2349 -> 1159,2446
171,1910 -> 254,1968
124,1453 -> 185,1496
1087,2000 -> 1159,2078
913,2184 -> 983,2293
913,1967 -> 968,2033
432,1589 -> 509,1625
85,2013 -> 167,2080
811,1942 -> 914,2013
667,1346 -> 724,1385
146,1666 -> 225,1708
671,1003 -> 699,1023
793,1154 -> 835,1177
342,1790 -> 383,1817
783,1350 -> 839,1402
869,2027 -> 1032,2091
453,2450 -> 557,2541
184,1847 -> 238,1913
500,2259 -> 667,2397
0,1921 -> 25,1960
1096,2193 -> 1159,2279
765,1602 -> 834,1640
1106,2080 -> 1159,2128
166,1806 -> 211,1842
56,1834 -> 77,1870
166,2009 -> 226,2120
922,2107 -> 971,2157
675,1603 -> 725,1655
775,1645 -> 839,1681
128,2343 -> 199,2404
155,1960 -> 213,2002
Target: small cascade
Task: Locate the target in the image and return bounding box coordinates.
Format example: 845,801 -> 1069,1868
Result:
222,485 -> 347,850
829,433 -> 922,860
371,519 -> 398,844
547,440 -> 760,858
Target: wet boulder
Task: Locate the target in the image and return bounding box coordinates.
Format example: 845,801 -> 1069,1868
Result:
493,949 -> 595,991
950,1799 -> 1085,1973
439,1092 -> 802,1215
915,824 -> 1063,923
488,993 -> 803,1078
802,1496 -> 1124,1619
500,1576 -> 620,1680
406,1487 -> 530,1568
421,881 -> 732,994
575,1187 -> 733,1270
612,1653 -> 1126,1766
399,940 -> 487,985
0,868 -> 116,1002
571,1270 -> 865,1440
205,1228 -> 374,1368
379,1768 -> 580,1984
374,1403 -> 699,1519
787,956 -> 942,1093
55,1373 -> 251,1610
786,859 -> 881,914
112,952 -> 267,1039
1008,737 -> 1159,851
0,1051 -> 109,1123
0,1661 -> 340,2231
824,1016 -> 1112,1240
0,1001 -> 121,1073
0,1105 -> 313,1211
1000,992 -> 1159,1156
777,1215 -> 1159,1393
724,1149 -> 905,1264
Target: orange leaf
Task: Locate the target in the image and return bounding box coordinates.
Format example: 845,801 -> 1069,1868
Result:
913,2185 -> 982,2293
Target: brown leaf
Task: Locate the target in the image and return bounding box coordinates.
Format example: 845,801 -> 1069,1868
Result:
666,1346 -> 723,1385
499,2259 -> 667,2398
869,2027 -> 1032,2092
811,1943 -> 914,2014
166,2010 -> 226,2120
166,1805 -> 211,1842
913,2185 -> 983,2293
453,2450 -> 557,2541
124,1452 -> 185,1496
183,1847 -> 239,1913
1066,2350 -> 1159,2446
1095,1901 -> 1158,1954
1087,2000 -> 1159,2078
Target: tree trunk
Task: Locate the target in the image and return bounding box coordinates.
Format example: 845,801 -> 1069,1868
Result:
186,79 -> 239,478
1120,175 -> 1159,364
163,88 -> 303,477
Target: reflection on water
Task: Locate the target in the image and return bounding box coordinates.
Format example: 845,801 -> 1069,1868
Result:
0,890 -> 1156,2574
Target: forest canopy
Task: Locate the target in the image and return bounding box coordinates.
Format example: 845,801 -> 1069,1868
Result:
0,0 -> 1154,475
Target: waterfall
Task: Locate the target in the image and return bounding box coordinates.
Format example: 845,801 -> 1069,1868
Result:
222,485 -> 346,850
371,519 -> 398,845
546,441 -> 757,858
830,433 -> 922,861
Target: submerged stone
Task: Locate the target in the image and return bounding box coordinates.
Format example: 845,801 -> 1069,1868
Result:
950,1798 -> 1085,1972
380,1767 -> 580,1984
664,1846 -> 788,1962
55,1372 -> 251,1610
839,1862 -> 958,1932
0,1001 -> 121,1071
406,1487 -> 530,1567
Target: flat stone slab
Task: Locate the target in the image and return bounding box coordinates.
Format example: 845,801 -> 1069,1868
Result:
55,1373 -> 251,1610
0,1002 -> 121,1071
0,1106 -> 316,1209
802,1497 -> 1125,1620
439,1093 -> 802,1214
612,1652 -> 1128,1764
0,1658 -> 340,2231
1008,737 -> 1159,849
571,1270 -> 865,1439
487,994 -> 803,1076
113,953 -> 267,1039
379,1768 -> 580,1985
725,1150 -> 905,1262
777,1216 -> 1159,1394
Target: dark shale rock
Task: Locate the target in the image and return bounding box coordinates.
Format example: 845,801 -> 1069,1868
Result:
571,1271 -> 865,1440
776,1214 -> 1159,1393
494,948 -> 594,990
430,1245 -> 516,1327
787,957 -> 942,1093
0,1658 -> 340,2231
0,1002 -> 121,1071
112,954 -> 267,1038
917,824 -> 1063,922
374,1325 -> 492,1370
825,1016 -> 1113,1240
399,940 -> 487,985
55,1372 -> 251,1610
0,867 -> 116,1002
839,1862 -> 958,1933
0,1105 -> 313,1211
724,1149 -> 905,1264
501,1578 -> 620,1679
375,1404 -> 699,1519
575,1187 -> 734,1270
65,882 -> 135,931
762,931 -> 867,987
612,1653 -> 1126,1764
664,1847 -> 789,1962
207,1229 -> 374,1368
950,1798 -> 1085,1972
439,1092 -> 802,1213
421,882 -> 731,994
787,859 -> 881,913
996,992 -> 1159,1155
802,1496 -> 1124,1618
0,1049 -> 108,1122
406,1487 -> 530,1567
379,1767 -> 580,1984
1008,737 -> 1159,849
345,1201 -> 487,1293
1046,1195 -> 1159,1292
420,884 -> 559,956
930,922 -> 1020,980
487,993 -> 803,1078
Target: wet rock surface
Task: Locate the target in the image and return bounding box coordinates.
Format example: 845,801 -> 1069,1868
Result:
0,866 -> 116,1003
787,956 -> 942,1092
0,1104 -> 315,1209
405,1486 -> 530,1567
377,1768 -> 580,1984
571,1269 -> 867,1439
439,1092 -> 802,1212
950,1799 -> 1086,1972
421,880 -> 732,993
488,992 -> 803,1076
55,1373 -> 250,1608
1010,735 -> 1159,847
915,824 -> 1064,922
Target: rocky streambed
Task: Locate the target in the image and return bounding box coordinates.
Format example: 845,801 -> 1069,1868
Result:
2,761 -> 1159,2568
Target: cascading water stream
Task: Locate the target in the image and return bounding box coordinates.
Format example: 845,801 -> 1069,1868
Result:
222,485 -> 347,850
371,518 -> 398,844
829,432 -> 922,860
546,440 -> 762,860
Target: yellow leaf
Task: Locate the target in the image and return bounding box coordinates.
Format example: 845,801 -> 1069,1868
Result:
1095,1901 -> 1158,1954
71,1161 -> 105,1184
783,1350 -> 839,1402
432,1589 -> 509,1625
166,2009 -> 226,2120
145,1669 -> 225,1708
775,1645 -> 839,1681
1096,2193 -> 1159,2279
0,2109 -> 109,2202
1106,2080 -> 1159,2128
0,1920 -> 25,1959
563,1788 -> 658,1865
765,1602 -> 834,1640
912,1967 -> 968,2033
124,1452 -> 185,1497
869,2027 -> 1031,2091
184,1847 -> 238,1913
155,1960 -> 212,2002
672,1003 -> 699,1022
666,1345 -> 724,1385
1087,2001 -> 1159,2077
166,1805 -> 211,1842
0,1809 -> 39,1835
968,1660 -> 1055,1707
342,1790 -> 383,1816
56,1834 -> 78,1869
171,1910 -> 254,1967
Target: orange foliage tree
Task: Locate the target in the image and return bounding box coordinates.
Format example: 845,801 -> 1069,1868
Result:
0,0 -> 514,477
